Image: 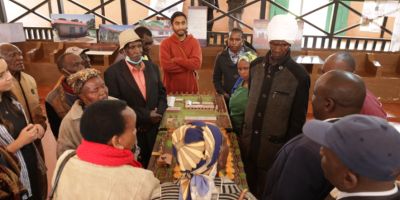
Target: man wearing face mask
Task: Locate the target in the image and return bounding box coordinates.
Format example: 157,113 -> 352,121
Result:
46,53 -> 85,139
160,11 -> 202,94
104,29 -> 167,168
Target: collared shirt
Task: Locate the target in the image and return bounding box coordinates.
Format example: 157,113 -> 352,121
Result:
337,185 -> 398,199
228,47 -> 244,64
126,61 -> 146,100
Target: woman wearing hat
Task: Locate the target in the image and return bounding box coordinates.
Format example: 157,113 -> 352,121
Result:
229,51 -> 257,136
153,121 -> 256,200
0,58 -> 46,199
57,68 -> 112,157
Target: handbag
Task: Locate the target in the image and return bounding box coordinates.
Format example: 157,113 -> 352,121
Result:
48,151 -> 76,200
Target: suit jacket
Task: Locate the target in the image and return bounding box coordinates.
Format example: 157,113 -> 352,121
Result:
104,60 -> 167,131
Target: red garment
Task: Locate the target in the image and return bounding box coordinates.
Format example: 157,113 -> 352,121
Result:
76,139 -> 142,168
360,89 -> 387,119
61,77 -> 75,94
126,61 -> 147,100
159,34 -> 202,94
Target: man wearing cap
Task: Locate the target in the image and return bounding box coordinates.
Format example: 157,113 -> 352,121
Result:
263,70 -> 366,200
46,53 -> 85,138
104,29 -> 167,168
240,14 -> 310,198
159,11 -> 202,94
304,114 -> 400,200
65,46 -> 91,68
322,52 -> 387,119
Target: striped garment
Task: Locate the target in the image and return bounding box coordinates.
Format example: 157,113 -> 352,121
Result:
152,177 -> 257,200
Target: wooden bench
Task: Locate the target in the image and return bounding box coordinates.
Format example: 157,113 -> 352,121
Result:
367,52 -> 400,78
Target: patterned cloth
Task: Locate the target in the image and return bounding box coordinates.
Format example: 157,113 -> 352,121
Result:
67,68 -> 101,94
172,121 -> 223,200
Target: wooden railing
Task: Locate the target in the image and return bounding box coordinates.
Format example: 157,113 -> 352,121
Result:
22,27 -> 392,52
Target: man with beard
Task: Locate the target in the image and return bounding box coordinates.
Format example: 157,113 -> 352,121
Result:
240,14 -> 310,198
104,29 -> 167,167
159,11 -> 202,94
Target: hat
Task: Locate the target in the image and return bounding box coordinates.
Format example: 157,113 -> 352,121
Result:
118,29 -> 141,50
172,121 -> 223,200
267,14 -> 298,44
67,68 -> 101,94
65,46 -> 89,55
304,114 -> 400,181
238,51 -> 258,63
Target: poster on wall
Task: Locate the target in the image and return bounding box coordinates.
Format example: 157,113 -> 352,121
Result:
50,14 -> 96,43
291,20 -> 304,51
99,25 -> 134,43
0,23 -> 26,43
390,12 -> 400,52
138,20 -> 173,44
360,1 -> 384,33
188,6 -> 207,47
148,0 -> 184,18
252,19 -> 269,49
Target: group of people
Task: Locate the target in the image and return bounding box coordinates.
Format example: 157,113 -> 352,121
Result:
0,9 -> 398,200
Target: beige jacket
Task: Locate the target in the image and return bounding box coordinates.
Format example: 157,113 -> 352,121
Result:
52,150 -> 160,200
11,72 -> 46,128
57,97 -> 117,158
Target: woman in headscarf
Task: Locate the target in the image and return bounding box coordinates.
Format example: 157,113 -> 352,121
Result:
52,100 -> 160,199
0,58 -> 46,199
153,121 -> 256,200
229,51 -> 257,135
56,68 -> 112,157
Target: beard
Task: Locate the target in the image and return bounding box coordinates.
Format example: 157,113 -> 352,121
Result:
174,29 -> 187,37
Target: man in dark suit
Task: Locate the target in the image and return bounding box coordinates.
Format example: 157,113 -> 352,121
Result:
104,29 -> 167,168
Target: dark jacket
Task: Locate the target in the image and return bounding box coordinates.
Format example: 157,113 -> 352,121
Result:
104,59 -> 167,130
240,51 -> 310,197
213,46 -> 253,96
104,59 -> 167,167
263,134 -> 333,200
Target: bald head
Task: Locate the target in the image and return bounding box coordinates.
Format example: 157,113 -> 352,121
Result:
322,52 -> 356,74
312,70 -> 366,120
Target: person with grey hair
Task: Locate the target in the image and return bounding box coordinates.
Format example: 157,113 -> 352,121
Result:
322,52 -> 387,119
263,70 -> 366,200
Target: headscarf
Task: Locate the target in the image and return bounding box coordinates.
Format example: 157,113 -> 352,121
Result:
237,51 -> 257,64
66,68 -> 101,95
172,121 -> 223,200
267,14 -> 298,44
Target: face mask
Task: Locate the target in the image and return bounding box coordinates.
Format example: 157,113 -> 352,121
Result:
125,56 -> 143,65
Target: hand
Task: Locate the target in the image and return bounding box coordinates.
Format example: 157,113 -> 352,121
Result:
16,124 -> 38,147
150,108 -> 162,124
33,124 -> 45,139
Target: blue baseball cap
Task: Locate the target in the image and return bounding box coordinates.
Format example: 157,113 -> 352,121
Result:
303,114 -> 400,181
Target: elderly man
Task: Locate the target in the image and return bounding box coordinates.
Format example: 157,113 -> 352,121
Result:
159,11 -> 202,94
0,43 -> 47,156
213,28 -> 254,102
322,52 -> 387,119
65,46 -> 91,68
263,70 -> 366,200
46,53 -> 85,138
240,14 -> 310,198
304,114 -> 400,199
104,29 -> 167,168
